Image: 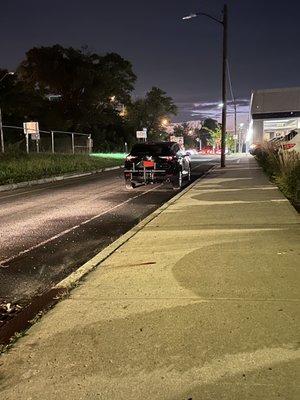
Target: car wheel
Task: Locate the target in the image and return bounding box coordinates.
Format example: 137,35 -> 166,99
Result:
125,181 -> 136,190
172,170 -> 183,190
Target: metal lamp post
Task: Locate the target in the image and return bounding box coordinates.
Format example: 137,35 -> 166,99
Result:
239,123 -> 244,153
0,71 -> 15,153
183,4 -> 228,167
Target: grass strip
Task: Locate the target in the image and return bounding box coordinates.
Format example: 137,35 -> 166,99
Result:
0,153 -> 124,185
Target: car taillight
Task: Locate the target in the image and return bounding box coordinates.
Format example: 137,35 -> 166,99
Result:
126,155 -> 137,161
282,143 -> 296,150
159,156 -> 174,161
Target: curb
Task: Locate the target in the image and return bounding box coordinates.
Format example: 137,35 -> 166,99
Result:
55,165 -> 215,291
0,165 -> 124,193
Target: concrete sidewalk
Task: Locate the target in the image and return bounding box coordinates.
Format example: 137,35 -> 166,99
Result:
1,156 -> 299,400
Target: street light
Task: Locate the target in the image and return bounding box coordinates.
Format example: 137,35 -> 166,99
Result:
183,4 -> 228,167
0,71 -> 14,83
161,118 -> 169,127
0,71 -> 15,153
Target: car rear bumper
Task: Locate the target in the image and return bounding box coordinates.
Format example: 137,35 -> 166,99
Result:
124,169 -> 175,183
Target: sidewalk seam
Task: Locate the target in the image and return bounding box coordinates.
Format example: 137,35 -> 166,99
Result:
55,165 -> 216,291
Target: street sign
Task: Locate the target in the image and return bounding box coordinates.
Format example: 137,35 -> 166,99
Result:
23,121 -> 40,140
170,135 -> 184,148
136,130 -> 147,139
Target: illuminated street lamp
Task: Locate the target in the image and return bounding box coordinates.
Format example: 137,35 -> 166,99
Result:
119,105 -> 127,117
161,118 -> 169,127
0,71 -> 15,153
183,4 -> 228,167
0,71 -> 14,83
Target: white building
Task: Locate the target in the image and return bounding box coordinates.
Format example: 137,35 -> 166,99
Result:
248,87 -> 300,144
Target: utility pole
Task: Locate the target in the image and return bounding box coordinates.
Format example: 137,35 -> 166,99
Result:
183,3 -> 228,167
0,108 -> 4,153
234,102 -> 237,152
238,123 -> 244,153
220,3 -> 228,167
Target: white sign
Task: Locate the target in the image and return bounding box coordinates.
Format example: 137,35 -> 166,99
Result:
170,135 -> 184,148
23,121 -> 40,140
136,130 -> 147,139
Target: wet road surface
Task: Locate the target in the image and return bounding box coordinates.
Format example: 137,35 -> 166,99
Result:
0,156 -> 217,307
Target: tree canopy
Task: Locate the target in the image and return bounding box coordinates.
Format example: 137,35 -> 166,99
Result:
1,45 -> 178,151
127,87 -> 177,140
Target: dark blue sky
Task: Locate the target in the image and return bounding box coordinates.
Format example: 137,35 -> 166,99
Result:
1,0 -> 300,125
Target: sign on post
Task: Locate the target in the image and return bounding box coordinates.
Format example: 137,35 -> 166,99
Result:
23,121 -> 40,140
136,129 -> 147,139
23,121 -> 40,153
170,135 -> 184,148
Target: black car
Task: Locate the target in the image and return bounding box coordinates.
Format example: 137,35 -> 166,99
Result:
124,141 -> 191,189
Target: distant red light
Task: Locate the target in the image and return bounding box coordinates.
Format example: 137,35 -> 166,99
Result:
282,143 -> 296,150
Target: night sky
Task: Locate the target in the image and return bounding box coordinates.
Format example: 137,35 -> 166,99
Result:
1,0 -> 300,126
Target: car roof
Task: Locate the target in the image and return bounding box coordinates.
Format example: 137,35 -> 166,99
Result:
132,141 -> 178,147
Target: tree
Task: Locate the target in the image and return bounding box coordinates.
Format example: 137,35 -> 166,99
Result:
127,87 -> 177,140
173,122 -> 196,148
1,46 -> 178,152
0,68 -> 48,145
194,118 -> 219,148
17,45 -> 137,134
202,122 -> 235,151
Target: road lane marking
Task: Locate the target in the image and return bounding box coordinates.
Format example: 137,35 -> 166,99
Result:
192,162 -> 216,171
0,185 -> 162,267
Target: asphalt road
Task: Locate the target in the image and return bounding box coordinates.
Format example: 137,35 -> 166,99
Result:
0,155 -> 217,307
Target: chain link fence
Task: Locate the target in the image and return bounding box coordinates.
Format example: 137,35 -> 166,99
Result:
1,126 -> 92,154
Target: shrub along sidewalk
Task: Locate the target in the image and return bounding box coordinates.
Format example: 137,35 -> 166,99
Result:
255,148 -> 300,207
0,153 -> 125,186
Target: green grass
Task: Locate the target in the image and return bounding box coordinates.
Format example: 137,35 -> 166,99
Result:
0,152 -> 125,185
90,152 -> 127,159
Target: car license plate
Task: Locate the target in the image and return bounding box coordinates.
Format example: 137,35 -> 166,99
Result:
143,161 -> 154,168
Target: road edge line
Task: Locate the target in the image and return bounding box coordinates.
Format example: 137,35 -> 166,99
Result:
55,165 -> 216,291
0,165 -> 124,193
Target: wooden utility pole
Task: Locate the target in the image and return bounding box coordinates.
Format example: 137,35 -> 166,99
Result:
221,3 -> 228,168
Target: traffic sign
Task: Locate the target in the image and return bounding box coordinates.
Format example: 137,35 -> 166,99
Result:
170,135 -> 184,148
136,130 -> 147,139
23,121 -> 40,140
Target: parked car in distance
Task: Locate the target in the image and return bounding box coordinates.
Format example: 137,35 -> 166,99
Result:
124,142 -> 191,190
280,129 -> 300,153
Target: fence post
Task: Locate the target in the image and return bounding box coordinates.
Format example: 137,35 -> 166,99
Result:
26,133 -> 29,154
87,135 -> 92,153
71,133 -> 75,154
51,131 -> 55,154
0,107 -> 4,153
